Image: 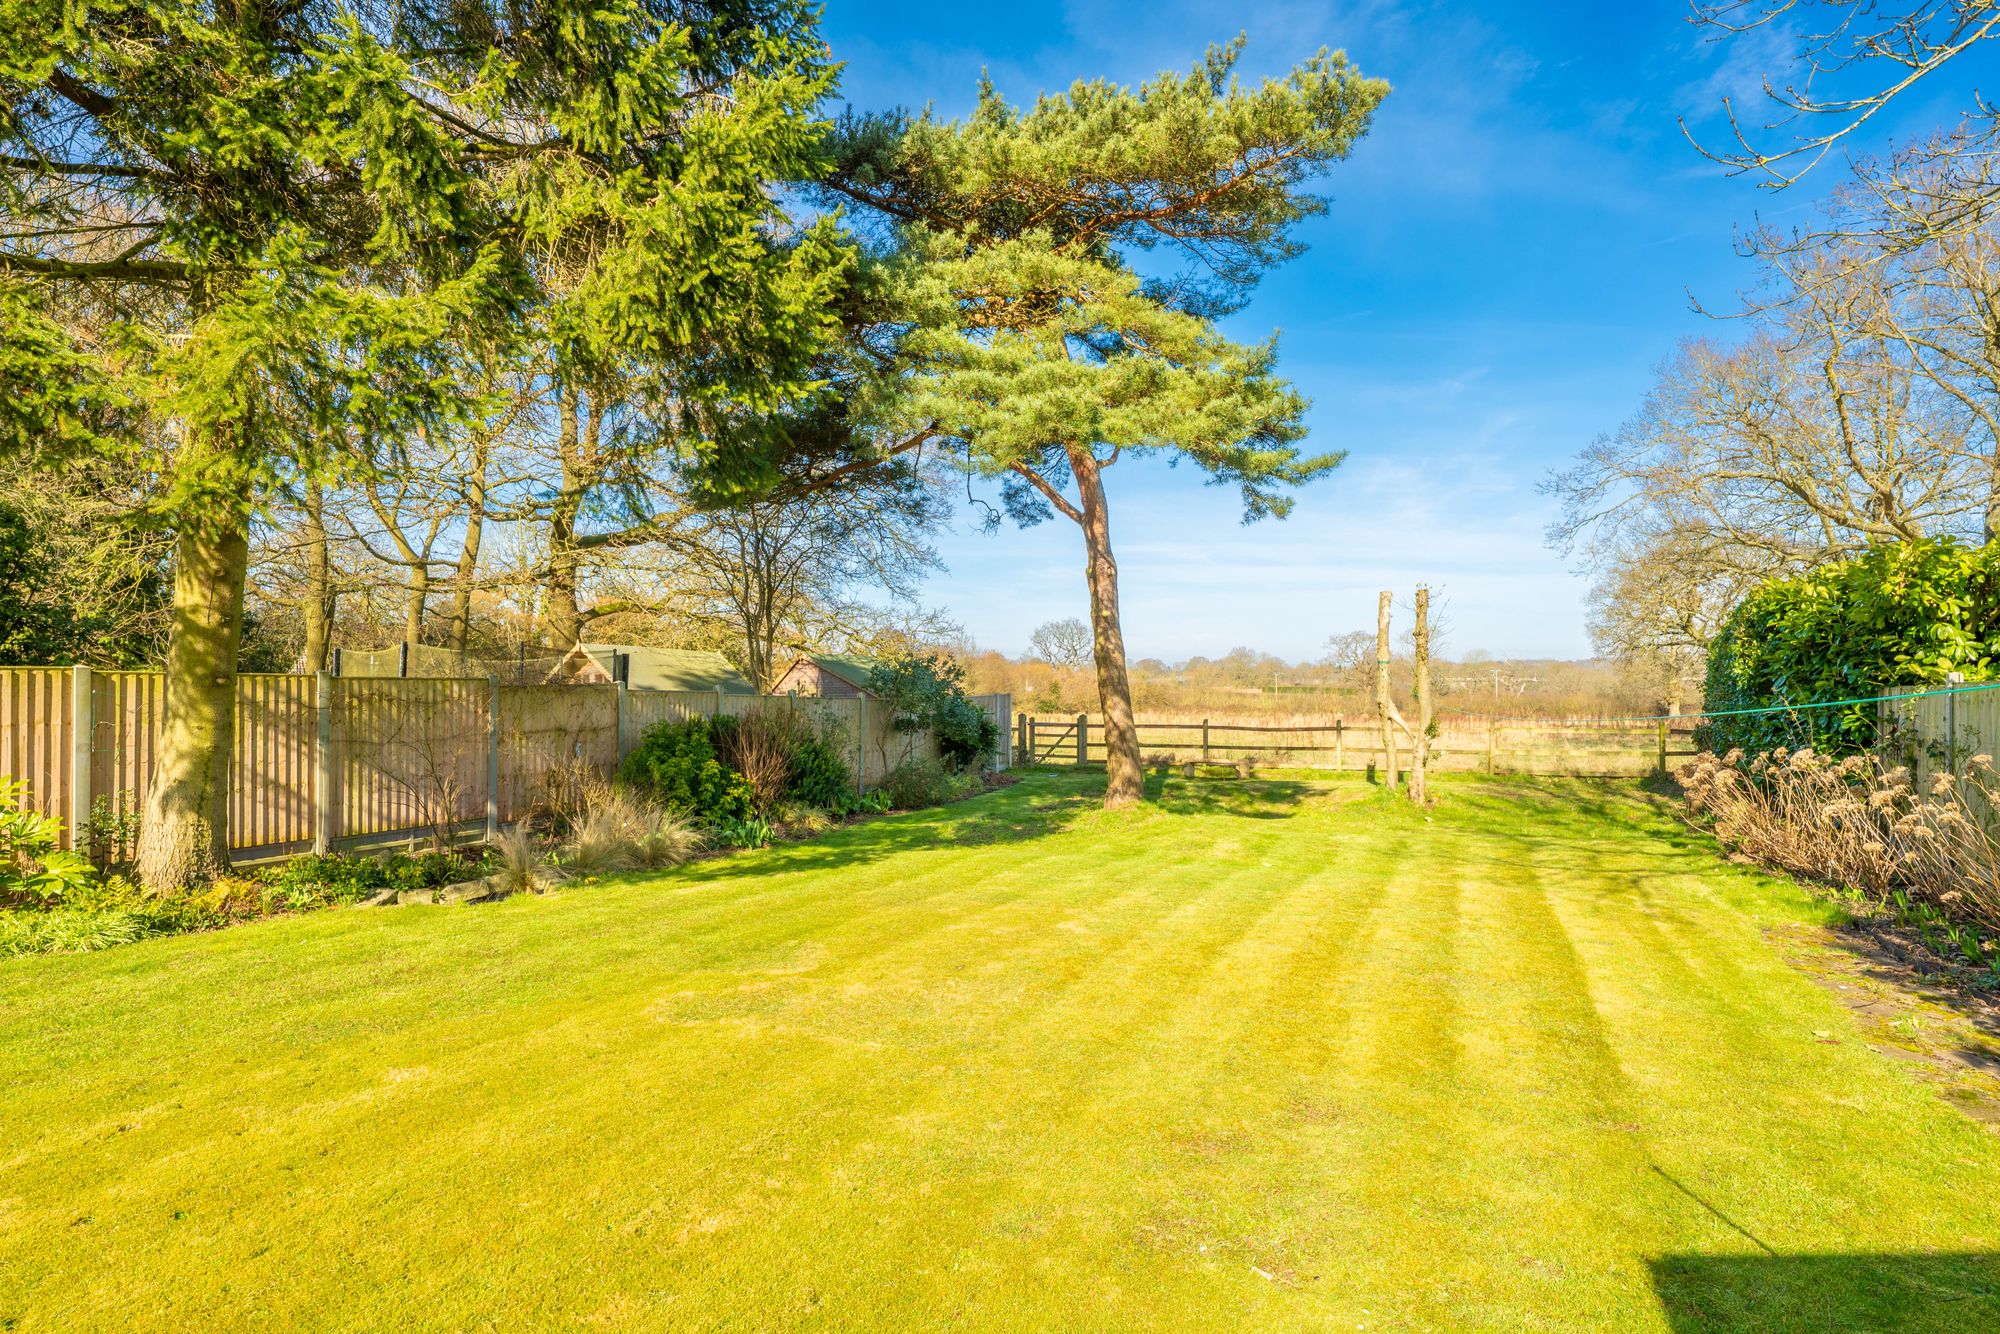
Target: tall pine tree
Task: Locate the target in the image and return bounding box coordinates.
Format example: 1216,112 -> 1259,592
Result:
825,40 -> 1386,805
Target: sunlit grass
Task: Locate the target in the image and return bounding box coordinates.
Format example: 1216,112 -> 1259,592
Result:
1,773 -> 1996,1330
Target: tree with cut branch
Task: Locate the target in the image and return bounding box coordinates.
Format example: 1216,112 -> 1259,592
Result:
1408,586 -> 1436,806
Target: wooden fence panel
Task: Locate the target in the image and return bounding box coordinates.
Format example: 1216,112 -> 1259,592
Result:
971,694 -> 1012,770
1880,690 -> 2000,834
621,690 -> 720,754
1881,690 -> 2000,777
88,672 -> 162,851
335,677 -> 489,845
0,668 -> 73,834
232,674 -> 318,854
496,684 -> 618,824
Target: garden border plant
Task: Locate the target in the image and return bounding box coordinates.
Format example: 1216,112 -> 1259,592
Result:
1677,745 -> 2000,976
7,691 -> 998,959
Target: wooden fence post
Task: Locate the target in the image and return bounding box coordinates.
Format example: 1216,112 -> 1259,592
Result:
69,666 -> 92,851
1015,711 -> 1028,767
1201,718 -> 1211,763
1656,718 -> 1668,776
314,670 -> 335,855
1946,671 -> 1965,773
855,696 -> 868,795
1334,718 -> 1345,772
486,676 -> 501,840
614,679 -> 627,761
1487,717 -> 1498,776
1076,713 -> 1089,768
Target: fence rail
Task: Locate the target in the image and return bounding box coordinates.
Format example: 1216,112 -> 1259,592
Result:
0,667 -> 1010,860
1019,713 -> 1697,777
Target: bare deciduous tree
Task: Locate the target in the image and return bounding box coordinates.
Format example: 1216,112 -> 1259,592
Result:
1688,0 -> 2000,189
1028,617 -> 1093,671
1554,141 -> 2000,702
1583,527 -> 1771,714
666,467 -> 946,690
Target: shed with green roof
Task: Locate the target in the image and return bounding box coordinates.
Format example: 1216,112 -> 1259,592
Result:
771,654 -> 881,699
555,644 -> 756,694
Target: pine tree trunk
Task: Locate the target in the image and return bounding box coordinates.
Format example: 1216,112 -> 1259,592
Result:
1067,447 -> 1143,808
135,500 -> 251,890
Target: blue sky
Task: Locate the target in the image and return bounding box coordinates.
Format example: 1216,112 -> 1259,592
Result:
818,1 -> 1952,663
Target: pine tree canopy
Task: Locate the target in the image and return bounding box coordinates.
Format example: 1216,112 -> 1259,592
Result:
821,39 -> 1381,519
896,238 -> 1341,523
826,38 -> 1388,310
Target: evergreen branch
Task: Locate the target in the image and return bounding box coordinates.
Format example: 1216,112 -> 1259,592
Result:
0,250 -> 186,282
0,152 -> 165,181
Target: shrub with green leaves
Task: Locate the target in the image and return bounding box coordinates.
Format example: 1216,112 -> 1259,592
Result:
868,653 -> 998,772
252,849 -> 487,911
1703,538 -> 2000,755
827,788 -> 891,819
880,758 -> 980,811
786,727 -> 854,809
0,871 -> 231,958
0,778 -> 96,908
712,814 -> 774,849
932,694 -> 1001,771
261,853 -> 389,905
617,717 -> 756,824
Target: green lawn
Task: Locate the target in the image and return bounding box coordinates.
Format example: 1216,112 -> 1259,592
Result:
3,774 -> 1998,1331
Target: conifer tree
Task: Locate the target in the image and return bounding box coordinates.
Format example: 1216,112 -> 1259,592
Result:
1,0 -> 850,886
825,40 -> 1385,805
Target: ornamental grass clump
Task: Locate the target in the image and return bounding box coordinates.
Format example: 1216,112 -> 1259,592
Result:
559,788 -> 705,875
1677,747 -> 2000,937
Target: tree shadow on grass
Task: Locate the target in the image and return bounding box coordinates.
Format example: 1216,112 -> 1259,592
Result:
1147,776 -> 1321,820
1649,1252 -> 2000,1331
679,775 -> 1107,884
667,772 -> 1330,887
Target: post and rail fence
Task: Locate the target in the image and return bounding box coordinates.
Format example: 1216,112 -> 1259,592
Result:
1017,712 -> 1704,777
1003,682 -> 2000,784
0,667 -> 1010,863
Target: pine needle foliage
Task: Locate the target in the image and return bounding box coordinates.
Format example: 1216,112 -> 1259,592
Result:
822,39 -> 1386,806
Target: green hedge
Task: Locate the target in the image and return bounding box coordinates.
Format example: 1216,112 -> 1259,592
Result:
1701,538 -> 2000,755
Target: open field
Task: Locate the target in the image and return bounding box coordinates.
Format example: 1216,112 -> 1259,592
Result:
2,773 -> 1997,1330
1022,713 -> 1696,776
